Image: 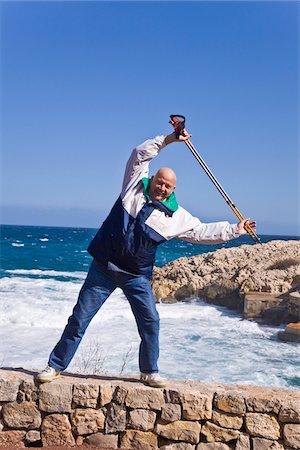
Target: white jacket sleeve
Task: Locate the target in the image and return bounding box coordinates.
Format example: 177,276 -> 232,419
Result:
176,215 -> 240,244
121,136 -> 166,198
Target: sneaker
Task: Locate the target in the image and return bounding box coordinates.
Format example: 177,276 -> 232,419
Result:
140,372 -> 166,388
36,365 -> 61,383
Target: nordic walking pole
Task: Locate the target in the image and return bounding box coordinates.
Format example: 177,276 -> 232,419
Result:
169,115 -> 262,245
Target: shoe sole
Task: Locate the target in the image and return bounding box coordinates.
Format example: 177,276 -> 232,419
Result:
36,373 -> 61,383
140,379 -> 166,388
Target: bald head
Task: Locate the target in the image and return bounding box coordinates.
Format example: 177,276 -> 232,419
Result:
149,167 -> 177,202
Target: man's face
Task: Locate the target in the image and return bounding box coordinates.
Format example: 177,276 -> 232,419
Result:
149,168 -> 176,201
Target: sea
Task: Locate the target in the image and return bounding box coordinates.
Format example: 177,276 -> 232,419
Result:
1,224 -> 299,389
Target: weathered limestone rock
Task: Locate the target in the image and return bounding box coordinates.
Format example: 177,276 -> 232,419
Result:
283,423 -> 300,449
127,408 -> 156,431
39,382 -> 73,413
165,389 -> 182,404
84,431 -> 118,448
252,437 -> 285,450
70,407 -> 105,435
279,399 -> 300,423
196,444 -> 231,450
17,381 -> 38,403
0,430 -> 26,446
0,377 -> 19,402
161,403 -> 182,422
25,430 -> 41,444
245,395 -> 281,414
201,421 -> 239,442
0,420 -> 3,432
156,419 -> 201,444
161,443 -> 196,450
152,241 -> 300,323
125,387 -> 165,410
120,429 -> 158,450
72,383 -> 99,408
105,402 -> 126,433
181,391 -> 213,420
2,401 -> 41,429
235,433 -> 250,450
41,413 -> 75,446
212,409 -> 243,429
214,392 -> 246,414
245,413 -> 280,440
112,385 -> 127,405
99,383 -> 114,406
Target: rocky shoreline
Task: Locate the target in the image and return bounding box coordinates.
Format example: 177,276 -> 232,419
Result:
152,240 -> 300,330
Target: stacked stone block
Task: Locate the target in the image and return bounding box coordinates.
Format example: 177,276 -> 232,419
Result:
0,369 -> 299,449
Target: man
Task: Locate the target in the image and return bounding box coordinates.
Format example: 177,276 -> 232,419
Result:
37,130 -> 256,387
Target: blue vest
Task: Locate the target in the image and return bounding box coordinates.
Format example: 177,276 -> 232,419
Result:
88,195 -> 174,279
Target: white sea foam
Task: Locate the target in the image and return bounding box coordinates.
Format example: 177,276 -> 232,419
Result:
0,274 -> 299,388
5,269 -> 86,279
39,238 -> 49,242
11,243 -> 24,247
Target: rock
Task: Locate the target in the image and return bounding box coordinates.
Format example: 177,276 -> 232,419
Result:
0,377 -> 19,402
120,429 -> 158,450
25,430 -> 41,444
152,241 -> 300,323
200,421 -> 239,442
155,419 -> 201,444
17,381 -> 38,403
84,431 -> 118,448
212,409 -> 243,429
235,433 -> 251,450
41,413 -> 75,446
112,385 -> 127,404
181,391 -> 213,420
289,291 -> 300,320
70,407 -> 105,435
99,383 -> 114,406
196,444 -> 231,450
161,403 -> 182,422
245,413 -> 280,439
105,402 -> 126,433
76,435 -> 84,445
245,395 -> 281,414
0,420 -> 3,432
125,386 -> 165,410
279,399 -> 300,423
39,382 -> 73,413
165,389 -> 182,404
161,443 -> 196,450
2,401 -> 41,429
283,423 -> 300,449
252,437 -> 285,450
127,408 -> 156,431
278,322 -> 300,343
0,430 -> 26,446
214,392 -> 246,414
72,383 -> 99,408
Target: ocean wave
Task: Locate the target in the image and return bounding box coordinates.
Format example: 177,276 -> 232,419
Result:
5,269 -> 86,279
11,243 -> 24,247
0,275 -> 299,388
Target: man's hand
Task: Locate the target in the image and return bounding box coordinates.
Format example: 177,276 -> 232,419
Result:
164,130 -> 192,145
237,218 -> 257,236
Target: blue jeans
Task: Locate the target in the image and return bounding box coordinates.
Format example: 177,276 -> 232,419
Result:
49,259 -> 160,373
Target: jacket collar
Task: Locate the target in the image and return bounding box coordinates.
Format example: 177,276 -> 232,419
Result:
141,178 -> 178,216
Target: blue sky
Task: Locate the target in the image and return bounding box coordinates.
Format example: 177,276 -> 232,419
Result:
1,1 -> 299,235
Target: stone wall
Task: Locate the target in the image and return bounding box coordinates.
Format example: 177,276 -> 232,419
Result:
0,369 -> 299,449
